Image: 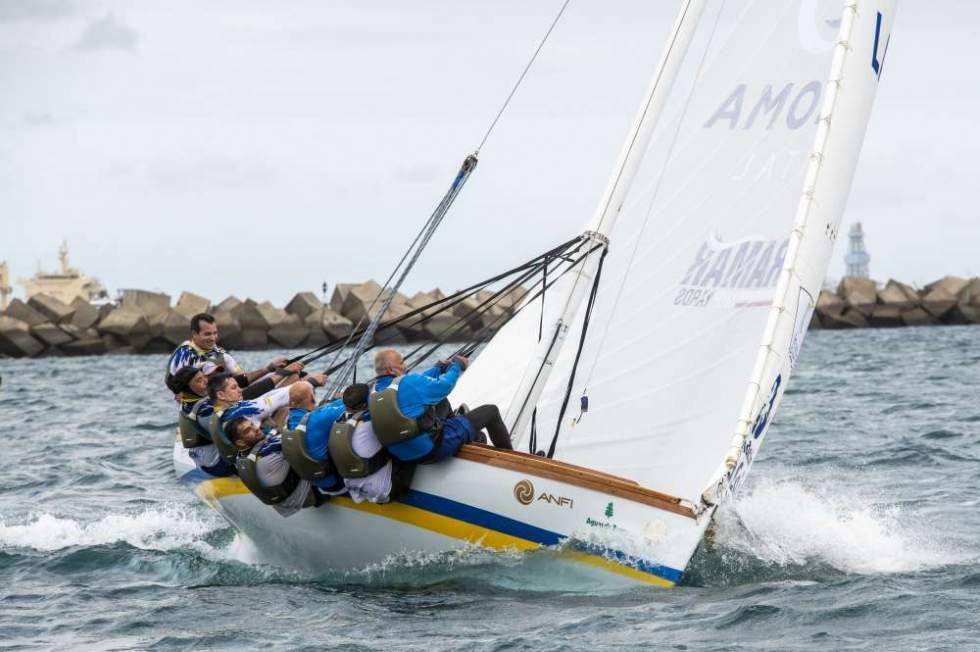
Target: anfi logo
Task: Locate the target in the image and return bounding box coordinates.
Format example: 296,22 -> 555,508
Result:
605,502 -> 614,518
513,480 -> 534,505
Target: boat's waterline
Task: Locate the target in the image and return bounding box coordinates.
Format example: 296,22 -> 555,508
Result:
175,443 -> 709,588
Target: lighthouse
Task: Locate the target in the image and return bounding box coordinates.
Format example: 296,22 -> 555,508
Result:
844,222 -> 870,278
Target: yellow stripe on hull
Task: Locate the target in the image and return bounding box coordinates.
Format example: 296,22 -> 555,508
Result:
194,477 -> 675,587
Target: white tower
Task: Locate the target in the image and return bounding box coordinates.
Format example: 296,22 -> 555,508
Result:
844,222 -> 870,278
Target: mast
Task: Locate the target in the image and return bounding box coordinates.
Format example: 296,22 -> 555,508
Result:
506,0 -> 708,447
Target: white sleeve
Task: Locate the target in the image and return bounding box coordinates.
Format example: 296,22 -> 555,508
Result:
223,351 -> 243,374
255,387 -> 291,420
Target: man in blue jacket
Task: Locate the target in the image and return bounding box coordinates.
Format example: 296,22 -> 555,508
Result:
372,349 -> 512,463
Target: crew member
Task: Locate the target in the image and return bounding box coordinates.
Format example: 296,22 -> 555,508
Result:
165,312 -> 289,407
332,383 -> 415,504
170,364 -> 305,475
371,349 -> 513,463
225,418 -> 316,517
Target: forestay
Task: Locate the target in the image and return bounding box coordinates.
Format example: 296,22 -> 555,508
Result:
455,0 -> 896,503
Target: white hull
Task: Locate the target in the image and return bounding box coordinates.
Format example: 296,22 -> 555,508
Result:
174,438 -> 712,588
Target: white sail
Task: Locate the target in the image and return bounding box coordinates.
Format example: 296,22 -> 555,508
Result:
463,0 -> 897,503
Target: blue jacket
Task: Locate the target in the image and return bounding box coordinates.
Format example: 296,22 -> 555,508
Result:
374,361 -> 463,461
303,399 -> 346,461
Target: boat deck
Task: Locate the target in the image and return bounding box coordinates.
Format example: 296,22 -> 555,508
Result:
456,444 -> 698,519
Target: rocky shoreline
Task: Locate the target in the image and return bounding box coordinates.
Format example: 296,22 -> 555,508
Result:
1,275 -> 977,359
0,281 -> 523,359
813,275 -> 980,329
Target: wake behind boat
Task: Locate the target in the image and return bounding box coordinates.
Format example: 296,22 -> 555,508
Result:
173,0 -> 898,587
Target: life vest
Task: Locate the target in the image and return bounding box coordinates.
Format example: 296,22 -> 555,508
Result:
281,413 -> 341,482
178,401 -> 211,449
369,378 -> 443,448
165,343 -> 232,386
210,407 -> 280,466
235,440 -> 301,506
209,409 -> 239,466
327,412 -> 390,479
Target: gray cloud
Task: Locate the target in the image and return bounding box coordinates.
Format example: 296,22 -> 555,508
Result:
141,153 -> 277,193
74,14 -> 138,52
22,113 -> 57,127
0,0 -> 73,21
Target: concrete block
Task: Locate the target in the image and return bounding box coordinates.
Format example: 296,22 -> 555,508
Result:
175,291 -> 211,319
30,323 -> 75,347
231,299 -> 269,331
375,324 -> 408,345
451,295 -> 486,331
4,299 -> 49,327
97,306 -> 150,339
475,289 -> 508,325
406,289 -> 456,339
496,286 -> 529,313
69,300 -> 102,330
28,293 -> 75,323
923,275 -> 969,297
901,307 -> 937,327
820,308 -> 867,329
836,277 -> 877,316
920,286 -> 959,319
269,314 -> 310,348
120,289 -> 171,318
305,308 -> 353,342
216,296 -> 243,313
340,280 -> 387,324
60,324 -> 99,341
148,308 -> 191,346
238,329 -> 268,350
140,338 -> 175,354
868,304 -> 903,328
100,333 -> 128,353
330,283 -> 358,314
285,292 -> 322,320
256,301 -> 287,328
61,337 -> 108,357
0,316 -> 45,357
957,277 -> 980,307
213,309 -> 243,348
815,289 -> 845,319
877,279 -> 919,311
302,327 -> 330,348
949,304 -> 980,325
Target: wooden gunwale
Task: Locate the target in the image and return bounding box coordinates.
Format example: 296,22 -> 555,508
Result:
456,443 -> 697,519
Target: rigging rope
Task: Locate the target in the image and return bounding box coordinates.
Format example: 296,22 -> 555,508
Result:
324,154 -> 478,396
308,0 -> 573,392
292,234 -> 584,369
476,0 -> 572,153
545,246 -> 608,459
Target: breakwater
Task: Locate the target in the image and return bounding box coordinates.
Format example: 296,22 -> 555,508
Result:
0,275 -> 977,358
812,275 -> 980,328
0,281 -> 524,358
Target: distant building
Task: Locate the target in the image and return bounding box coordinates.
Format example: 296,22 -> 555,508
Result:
844,222 -> 870,278
17,241 -> 108,305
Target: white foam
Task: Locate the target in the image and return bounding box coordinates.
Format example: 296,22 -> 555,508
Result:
715,477 -> 966,574
0,505 -> 223,554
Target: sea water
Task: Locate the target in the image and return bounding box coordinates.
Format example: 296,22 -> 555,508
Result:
1,327 -> 977,650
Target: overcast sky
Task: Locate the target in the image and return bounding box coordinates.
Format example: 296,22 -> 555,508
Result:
1,1 -> 976,306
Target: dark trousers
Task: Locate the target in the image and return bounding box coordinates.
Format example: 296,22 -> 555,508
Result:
463,405 -> 513,450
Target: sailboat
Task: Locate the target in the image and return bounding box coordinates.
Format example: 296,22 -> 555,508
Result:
174,0 -> 898,588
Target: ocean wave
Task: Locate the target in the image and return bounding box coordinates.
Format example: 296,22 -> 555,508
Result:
0,505 -> 223,554
711,477 -> 968,576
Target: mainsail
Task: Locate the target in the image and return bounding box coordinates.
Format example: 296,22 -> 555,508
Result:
454,0 -> 896,503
